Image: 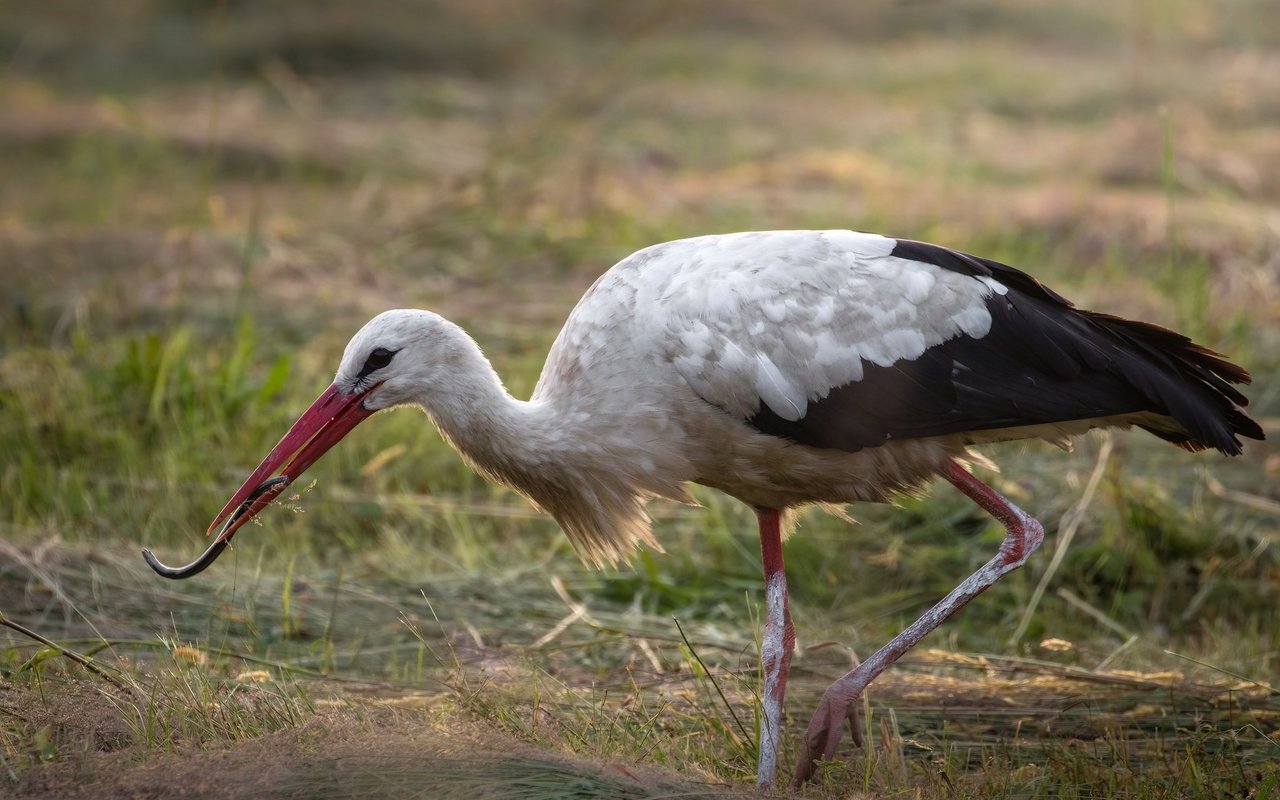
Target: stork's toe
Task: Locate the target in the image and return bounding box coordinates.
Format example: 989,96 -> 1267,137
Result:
792,687 -> 865,786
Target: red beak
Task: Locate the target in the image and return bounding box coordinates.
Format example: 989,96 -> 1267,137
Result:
207,383 -> 378,542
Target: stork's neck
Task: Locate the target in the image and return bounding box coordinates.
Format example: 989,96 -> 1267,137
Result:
411,332 -> 558,490
409,320 -> 670,563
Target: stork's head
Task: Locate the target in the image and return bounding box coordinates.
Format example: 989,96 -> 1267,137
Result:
204,309 -> 451,542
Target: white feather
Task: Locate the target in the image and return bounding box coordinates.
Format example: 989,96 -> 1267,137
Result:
598,230 -> 1006,416
754,353 -> 807,421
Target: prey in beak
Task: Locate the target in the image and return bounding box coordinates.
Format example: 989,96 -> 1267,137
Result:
143,383 -> 377,579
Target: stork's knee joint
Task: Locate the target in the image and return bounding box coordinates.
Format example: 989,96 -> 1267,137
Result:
999,514 -> 1044,569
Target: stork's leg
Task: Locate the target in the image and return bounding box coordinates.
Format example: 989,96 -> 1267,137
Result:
756,507 -> 795,790
792,460 -> 1044,786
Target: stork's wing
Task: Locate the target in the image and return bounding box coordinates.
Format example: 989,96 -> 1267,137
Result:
659,232 -> 1261,456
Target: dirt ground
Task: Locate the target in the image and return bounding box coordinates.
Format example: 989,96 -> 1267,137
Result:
7,649 -> 1275,800
8,682 -> 751,800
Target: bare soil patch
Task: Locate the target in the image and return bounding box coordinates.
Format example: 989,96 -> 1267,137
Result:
9,683 -> 745,800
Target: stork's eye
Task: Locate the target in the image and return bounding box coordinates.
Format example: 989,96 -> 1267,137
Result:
362,347 -> 396,373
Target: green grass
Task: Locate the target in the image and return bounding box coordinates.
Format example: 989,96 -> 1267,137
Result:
3,1 -> 1279,797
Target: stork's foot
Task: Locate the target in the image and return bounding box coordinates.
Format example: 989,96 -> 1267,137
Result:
791,682 -> 866,786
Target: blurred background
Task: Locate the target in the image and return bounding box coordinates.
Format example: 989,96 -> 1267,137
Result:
2,1 -> 1278,797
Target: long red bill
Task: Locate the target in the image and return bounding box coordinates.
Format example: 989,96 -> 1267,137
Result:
206,383 -> 377,543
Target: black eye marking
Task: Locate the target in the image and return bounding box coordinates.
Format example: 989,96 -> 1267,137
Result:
358,347 -> 396,379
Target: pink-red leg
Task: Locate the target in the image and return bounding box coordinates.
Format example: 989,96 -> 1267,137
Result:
756,507 -> 795,790
792,460 -> 1045,786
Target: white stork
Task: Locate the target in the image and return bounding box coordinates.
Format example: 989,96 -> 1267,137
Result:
145,230 -> 1263,789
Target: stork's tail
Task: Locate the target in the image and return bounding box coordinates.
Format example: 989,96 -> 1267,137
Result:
1087,311 -> 1264,455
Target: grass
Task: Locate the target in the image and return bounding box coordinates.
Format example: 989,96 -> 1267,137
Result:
2,0 -> 1279,797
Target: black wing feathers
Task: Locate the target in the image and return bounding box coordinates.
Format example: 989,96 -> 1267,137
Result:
747,239 -> 1263,456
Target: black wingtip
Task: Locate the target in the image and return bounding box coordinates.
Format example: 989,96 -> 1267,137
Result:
876,238 -> 1265,457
